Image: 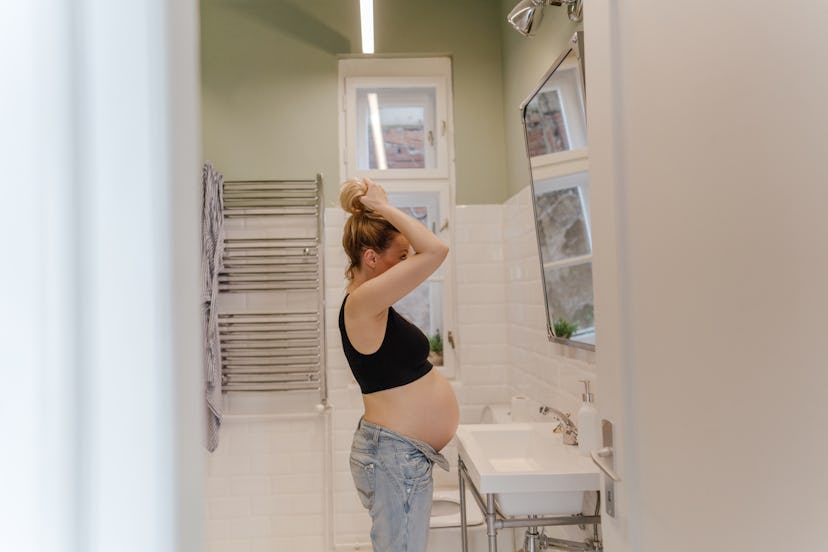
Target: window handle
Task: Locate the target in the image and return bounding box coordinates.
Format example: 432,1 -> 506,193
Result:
447,330 -> 456,350
441,120 -> 446,136
428,130 -> 434,146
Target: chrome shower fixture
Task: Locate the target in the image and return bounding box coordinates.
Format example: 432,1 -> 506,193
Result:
507,0 -> 582,36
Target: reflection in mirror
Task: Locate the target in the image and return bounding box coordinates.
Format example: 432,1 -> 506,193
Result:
521,32 -> 595,350
534,172 -> 594,342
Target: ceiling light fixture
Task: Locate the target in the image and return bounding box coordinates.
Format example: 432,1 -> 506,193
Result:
360,0 -> 374,54
507,0 -> 582,36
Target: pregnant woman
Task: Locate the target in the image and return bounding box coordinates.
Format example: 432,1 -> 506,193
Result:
338,178 -> 459,552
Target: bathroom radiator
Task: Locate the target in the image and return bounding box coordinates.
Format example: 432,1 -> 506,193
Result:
216,175 -> 326,401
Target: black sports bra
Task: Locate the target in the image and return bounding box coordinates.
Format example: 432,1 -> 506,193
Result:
338,294 -> 433,394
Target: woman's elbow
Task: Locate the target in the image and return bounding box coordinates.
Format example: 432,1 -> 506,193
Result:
437,242 -> 449,261
417,241 -> 449,262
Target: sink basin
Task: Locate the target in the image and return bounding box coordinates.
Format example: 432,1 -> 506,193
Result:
455,423 -> 600,516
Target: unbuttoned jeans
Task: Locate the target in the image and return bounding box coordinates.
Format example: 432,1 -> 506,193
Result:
350,418 -> 450,552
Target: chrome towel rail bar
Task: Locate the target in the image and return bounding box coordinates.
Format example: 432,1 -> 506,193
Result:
219,310 -> 322,392
220,214 -> 321,293
223,179 -> 319,217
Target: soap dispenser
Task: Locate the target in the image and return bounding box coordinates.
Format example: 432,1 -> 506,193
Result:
577,380 -> 600,456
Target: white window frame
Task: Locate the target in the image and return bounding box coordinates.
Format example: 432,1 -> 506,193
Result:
339,57 -> 458,378
531,148 -> 590,208
345,76 -> 449,179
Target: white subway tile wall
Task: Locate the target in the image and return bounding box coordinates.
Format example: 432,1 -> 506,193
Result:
452,204 -> 511,424
205,194 -> 598,551
206,417 -> 327,551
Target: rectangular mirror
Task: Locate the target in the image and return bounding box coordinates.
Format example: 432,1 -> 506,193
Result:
520,31 -> 595,350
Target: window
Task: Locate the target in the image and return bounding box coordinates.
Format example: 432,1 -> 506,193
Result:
339,58 -> 457,376
345,77 -> 449,179
354,85 -> 437,170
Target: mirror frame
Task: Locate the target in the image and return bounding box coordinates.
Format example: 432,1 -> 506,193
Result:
519,31 -> 594,352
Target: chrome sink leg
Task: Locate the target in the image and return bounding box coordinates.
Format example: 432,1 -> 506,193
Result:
459,456 -> 468,552
486,493 -> 498,552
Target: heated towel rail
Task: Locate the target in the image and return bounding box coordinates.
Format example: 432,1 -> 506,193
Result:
217,176 -> 326,400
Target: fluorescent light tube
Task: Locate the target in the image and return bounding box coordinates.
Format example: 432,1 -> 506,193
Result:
360,0 -> 374,54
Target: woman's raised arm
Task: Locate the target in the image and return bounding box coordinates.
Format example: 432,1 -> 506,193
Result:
348,180 -> 448,316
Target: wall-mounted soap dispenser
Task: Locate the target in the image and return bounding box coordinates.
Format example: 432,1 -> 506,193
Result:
577,380 -> 600,456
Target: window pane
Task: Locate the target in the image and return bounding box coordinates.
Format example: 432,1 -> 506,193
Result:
367,106 -> 425,169
389,191 -> 444,278
388,191 -> 445,366
355,87 -> 437,170
394,281 -> 444,366
543,261 -> 594,334
535,186 -> 590,262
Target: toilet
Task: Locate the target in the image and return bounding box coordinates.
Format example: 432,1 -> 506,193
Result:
429,488 -> 484,528
429,403 -> 511,530
480,404 -> 511,424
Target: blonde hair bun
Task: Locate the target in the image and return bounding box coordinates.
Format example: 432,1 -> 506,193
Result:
339,178 -> 368,215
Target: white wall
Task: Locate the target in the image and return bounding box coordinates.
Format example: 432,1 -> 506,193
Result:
205,415 -> 328,551
585,1 -> 828,551
4,1 -> 203,551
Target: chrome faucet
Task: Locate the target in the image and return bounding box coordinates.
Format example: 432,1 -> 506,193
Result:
538,405 -> 578,445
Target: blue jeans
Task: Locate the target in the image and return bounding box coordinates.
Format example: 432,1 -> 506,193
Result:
350,418 -> 449,552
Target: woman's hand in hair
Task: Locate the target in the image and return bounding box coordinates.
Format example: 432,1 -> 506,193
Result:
359,178 -> 389,212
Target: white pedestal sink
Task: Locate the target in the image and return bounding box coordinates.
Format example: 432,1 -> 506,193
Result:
455,423 -> 600,516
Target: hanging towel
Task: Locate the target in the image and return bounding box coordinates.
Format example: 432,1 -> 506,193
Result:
201,162 -> 225,452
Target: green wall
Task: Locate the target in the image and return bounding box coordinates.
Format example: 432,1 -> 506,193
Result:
202,0 -> 506,205
201,1 -> 349,204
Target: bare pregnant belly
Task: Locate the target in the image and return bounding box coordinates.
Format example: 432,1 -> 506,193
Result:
362,369 -> 459,452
